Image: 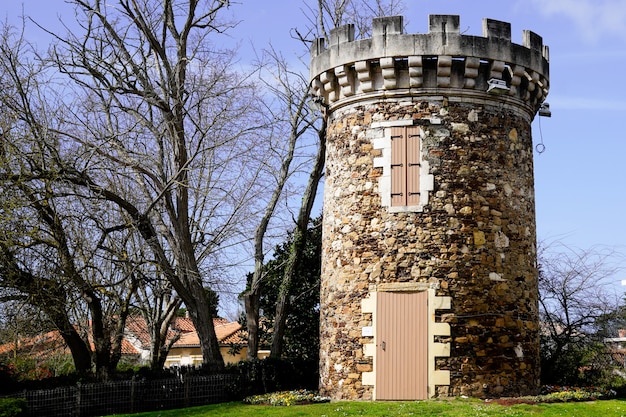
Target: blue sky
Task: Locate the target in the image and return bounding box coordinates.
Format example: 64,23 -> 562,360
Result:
3,1 -> 626,289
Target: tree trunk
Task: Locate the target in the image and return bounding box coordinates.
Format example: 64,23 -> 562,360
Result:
53,314 -> 93,376
109,293 -> 133,376
242,65 -> 306,360
174,218 -> 225,370
270,229 -> 303,357
0,245 -> 94,375
148,294 -> 181,370
186,286 -> 224,371
244,289 -> 261,360
270,113 -> 327,358
88,292 -> 113,381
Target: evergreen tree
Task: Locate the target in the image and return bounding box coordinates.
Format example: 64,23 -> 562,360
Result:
243,217 -> 321,360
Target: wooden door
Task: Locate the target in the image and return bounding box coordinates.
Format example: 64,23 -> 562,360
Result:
375,291 -> 428,400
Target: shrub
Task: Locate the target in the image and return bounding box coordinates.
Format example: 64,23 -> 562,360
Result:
539,385 -> 617,402
541,341 -> 626,393
227,357 -> 318,397
243,390 -> 330,406
0,398 -> 26,417
0,364 -> 22,395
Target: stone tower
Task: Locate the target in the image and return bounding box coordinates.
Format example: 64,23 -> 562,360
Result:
310,15 -> 549,399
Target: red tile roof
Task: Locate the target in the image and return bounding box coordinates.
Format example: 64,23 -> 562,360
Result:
124,316 -> 152,347
121,337 -> 140,355
172,320 -> 244,348
220,328 -> 247,345
171,317 -> 198,333
0,316 -> 247,360
0,330 -> 70,358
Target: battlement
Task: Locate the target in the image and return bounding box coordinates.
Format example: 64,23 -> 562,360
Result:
310,15 -> 550,114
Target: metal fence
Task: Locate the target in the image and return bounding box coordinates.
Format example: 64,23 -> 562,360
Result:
6,374 -> 240,417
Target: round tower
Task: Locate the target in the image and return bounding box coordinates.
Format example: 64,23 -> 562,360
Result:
311,15 -> 549,399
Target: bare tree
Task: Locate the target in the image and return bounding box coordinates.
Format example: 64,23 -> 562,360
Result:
261,0 -> 406,359
539,240 -> 624,383
130,249 -> 183,370
32,0 -> 277,370
0,246 -> 95,376
0,0 -> 412,374
0,23 -> 143,379
241,45 -> 321,360
0,175 -> 139,379
303,0 -> 405,41
0,0 -> 271,374
269,109 -> 325,358
238,0 -> 408,360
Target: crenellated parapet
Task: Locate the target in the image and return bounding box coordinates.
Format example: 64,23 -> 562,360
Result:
310,15 -> 549,115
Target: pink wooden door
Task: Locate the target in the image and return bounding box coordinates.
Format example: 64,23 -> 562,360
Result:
376,291 -> 428,400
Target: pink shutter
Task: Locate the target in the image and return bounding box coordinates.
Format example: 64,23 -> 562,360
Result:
390,127 -> 406,206
406,126 -> 421,206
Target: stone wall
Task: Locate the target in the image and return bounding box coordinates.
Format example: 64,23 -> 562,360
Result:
320,96 -> 540,399
315,14 -> 547,400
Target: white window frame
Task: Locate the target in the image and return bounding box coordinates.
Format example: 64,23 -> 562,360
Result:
372,120 -> 434,212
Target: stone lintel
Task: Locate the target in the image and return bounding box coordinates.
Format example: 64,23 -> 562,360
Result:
375,282 -> 434,292
370,119 -> 414,129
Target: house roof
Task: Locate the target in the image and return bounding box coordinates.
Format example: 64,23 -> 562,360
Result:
221,329 -> 247,345
0,327 -> 142,358
0,329 -> 69,358
172,320 -> 245,348
122,316 -> 199,349
0,316 -> 246,360
172,316 -> 198,333
124,316 -> 153,348
121,338 -> 141,355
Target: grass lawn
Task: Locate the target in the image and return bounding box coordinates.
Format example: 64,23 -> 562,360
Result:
106,398 -> 626,417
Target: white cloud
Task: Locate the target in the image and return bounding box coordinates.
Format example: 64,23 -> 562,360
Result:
529,0 -> 626,43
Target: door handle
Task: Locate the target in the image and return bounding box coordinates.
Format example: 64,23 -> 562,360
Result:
381,341 -> 386,351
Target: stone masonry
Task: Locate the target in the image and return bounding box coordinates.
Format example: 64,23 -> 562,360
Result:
311,15 -> 549,399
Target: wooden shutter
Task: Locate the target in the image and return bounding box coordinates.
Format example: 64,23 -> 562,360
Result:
406,126 -> 421,206
391,126 -> 421,207
391,127 -> 406,206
